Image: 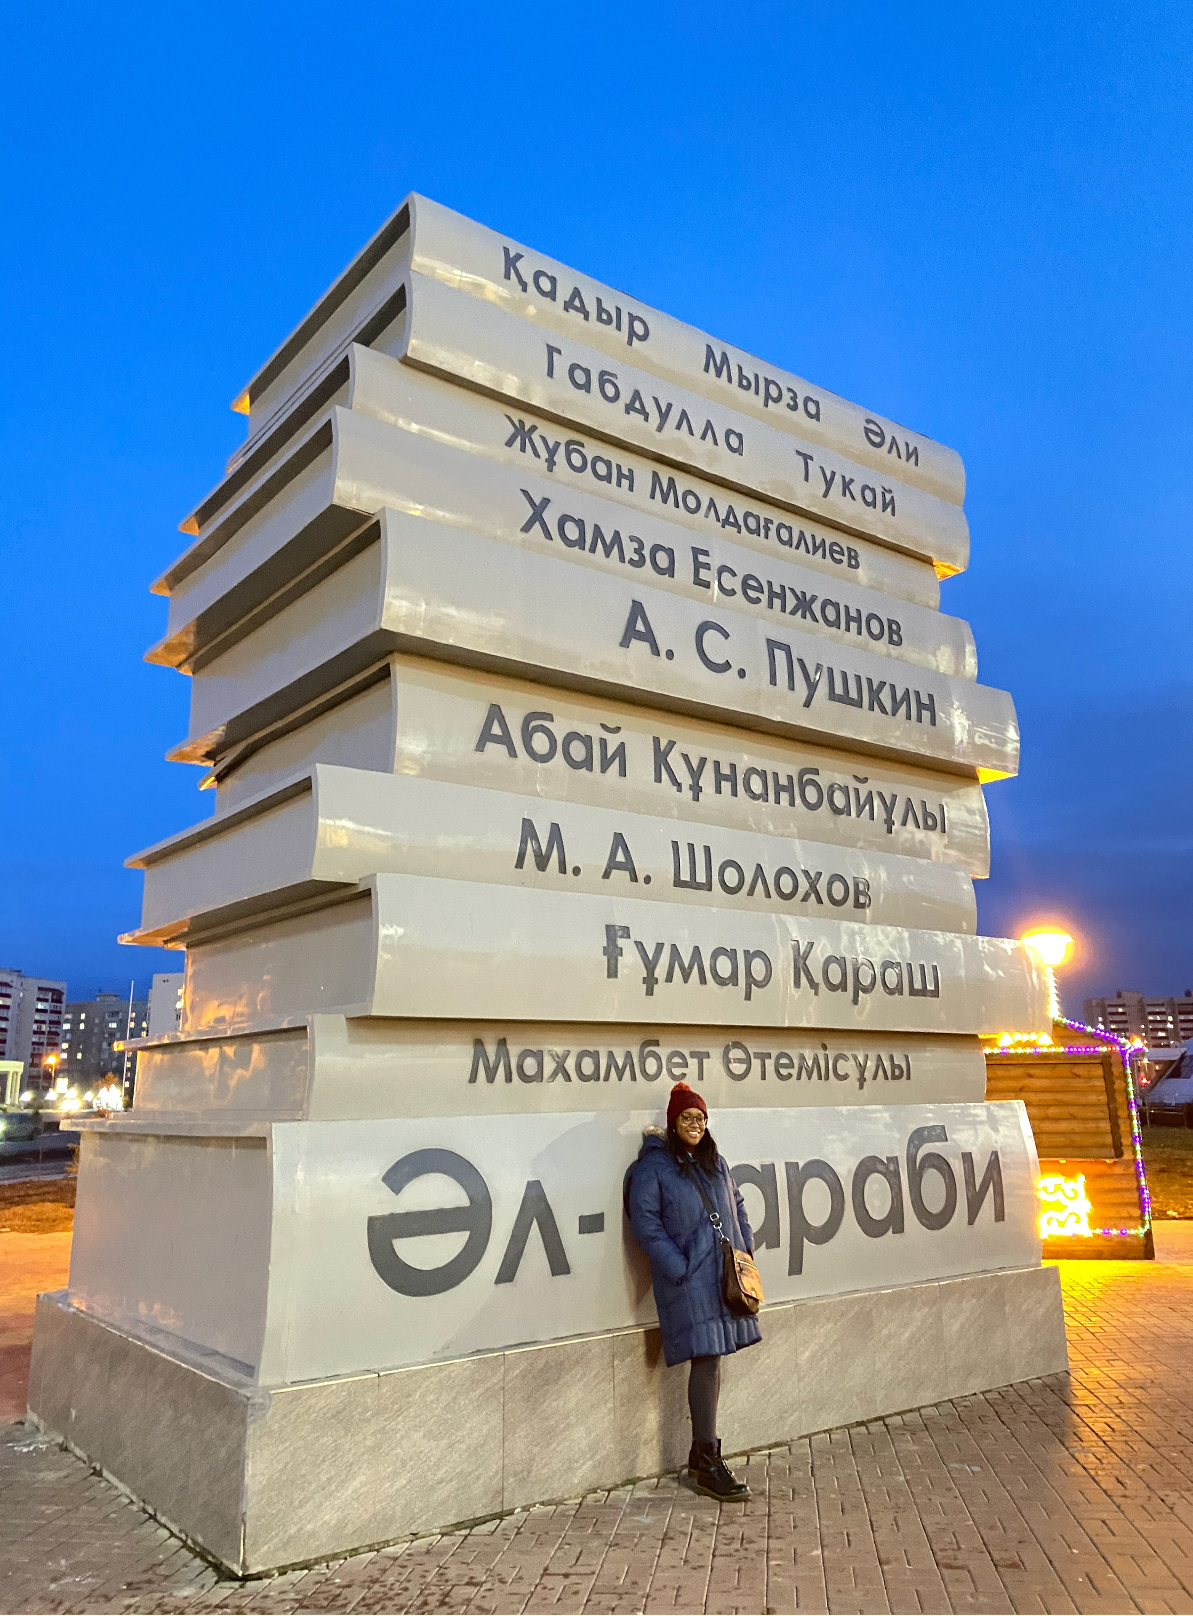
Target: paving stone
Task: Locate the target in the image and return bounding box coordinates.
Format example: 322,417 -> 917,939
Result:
9,1260 -> 1193,1611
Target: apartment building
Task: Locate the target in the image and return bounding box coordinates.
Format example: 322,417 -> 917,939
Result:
0,969 -> 66,1089
147,972 -> 184,1039
58,992 -> 149,1088
1082,990 -> 1193,1047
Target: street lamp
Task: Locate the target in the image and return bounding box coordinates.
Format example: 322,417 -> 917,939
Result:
1021,929 -> 1075,1020
42,1051 -> 59,1099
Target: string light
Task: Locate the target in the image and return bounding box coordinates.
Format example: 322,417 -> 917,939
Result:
987,1018 -> 1152,1242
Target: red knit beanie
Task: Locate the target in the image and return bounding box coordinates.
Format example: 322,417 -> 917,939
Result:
667,1082 -> 708,1129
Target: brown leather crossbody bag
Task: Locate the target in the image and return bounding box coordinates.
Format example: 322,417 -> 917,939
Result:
685,1163 -> 764,1318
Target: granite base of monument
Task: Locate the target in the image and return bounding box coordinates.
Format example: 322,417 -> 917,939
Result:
28,1267 -> 1067,1576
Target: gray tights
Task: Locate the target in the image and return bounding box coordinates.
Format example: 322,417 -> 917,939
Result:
688,1354 -> 721,1447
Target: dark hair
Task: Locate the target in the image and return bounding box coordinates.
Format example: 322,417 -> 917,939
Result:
667,1123 -> 719,1173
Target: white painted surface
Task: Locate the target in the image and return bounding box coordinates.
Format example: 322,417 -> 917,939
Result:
177,874 -> 1046,1036
396,272 -> 969,570
169,439 -> 343,646
181,892 -> 372,1034
167,398 -> 969,678
62,1101 -> 1040,1389
237,194 -> 965,507
134,1027 -> 309,1117
213,673 -> 397,801
259,1102 -> 1039,1381
127,1014 -> 986,1119
349,348 -> 945,603
304,1016 -> 989,1119
185,511 -> 1017,778
336,404 -> 973,677
131,765 -> 977,944
212,655 -> 995,880
68,1130 -> 271,1377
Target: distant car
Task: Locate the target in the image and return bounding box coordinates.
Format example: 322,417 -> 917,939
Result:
1143,1049 -> 1193,1126
0,1108 -> 39,1142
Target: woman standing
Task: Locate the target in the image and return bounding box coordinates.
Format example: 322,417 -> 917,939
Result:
627,1082 -> 761,1501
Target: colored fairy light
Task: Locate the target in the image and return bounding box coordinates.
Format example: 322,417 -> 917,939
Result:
1037,1174 -> 1093,1238
988,1017 -> 1153,1242
990,1030 -> 1055,1051
1063,1017 -> 1151,1239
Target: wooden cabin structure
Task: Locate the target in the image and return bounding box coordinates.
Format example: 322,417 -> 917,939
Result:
983,1021 -> 1153,1259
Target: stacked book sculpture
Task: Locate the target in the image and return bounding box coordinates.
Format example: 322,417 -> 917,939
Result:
29,196 -> 1066,1574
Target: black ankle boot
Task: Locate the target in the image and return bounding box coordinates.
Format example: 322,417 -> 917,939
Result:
686,1439 -> 749,1501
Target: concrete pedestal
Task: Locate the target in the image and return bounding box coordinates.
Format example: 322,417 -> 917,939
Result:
29,1264 -> 1067,1576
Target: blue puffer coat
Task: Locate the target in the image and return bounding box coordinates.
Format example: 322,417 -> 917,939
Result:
627,1129 -> 763,1367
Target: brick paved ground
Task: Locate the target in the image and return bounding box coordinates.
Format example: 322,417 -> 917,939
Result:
4,1248 -> 1193,1615
0,1231 -> 70,1423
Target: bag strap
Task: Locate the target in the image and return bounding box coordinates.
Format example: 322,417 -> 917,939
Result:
681,1158 -> 731,1246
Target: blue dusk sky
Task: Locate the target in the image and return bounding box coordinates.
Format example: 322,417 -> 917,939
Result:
1,1 -> 1189,1009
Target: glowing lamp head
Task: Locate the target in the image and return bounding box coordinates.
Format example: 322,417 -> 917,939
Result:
1020,928 -> 1075,1021
1021,930 -> 1074,969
